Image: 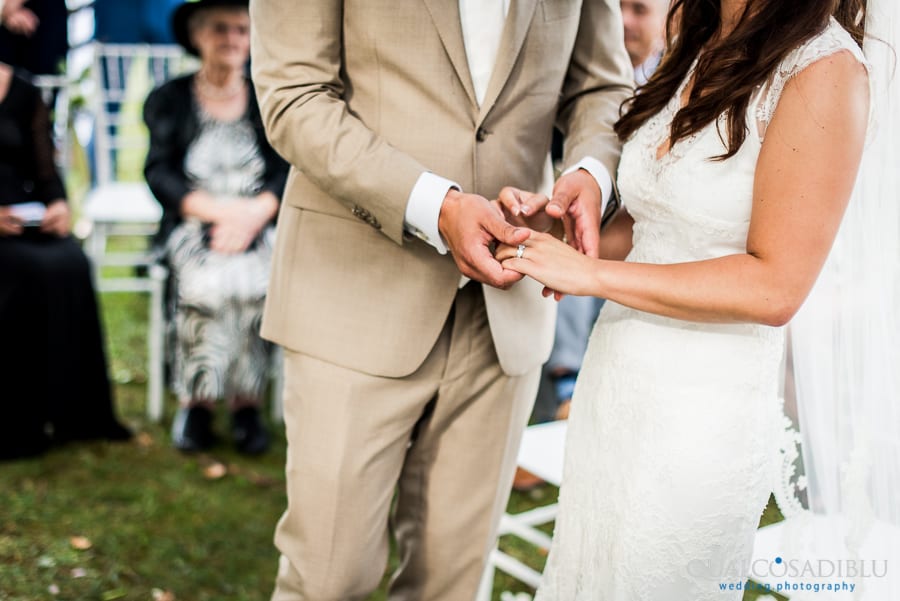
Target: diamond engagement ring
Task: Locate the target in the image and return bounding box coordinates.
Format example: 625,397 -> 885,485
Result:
516,244 -> 526,259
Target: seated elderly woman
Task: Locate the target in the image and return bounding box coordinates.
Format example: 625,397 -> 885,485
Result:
0,64 -> 131,460
144,0 -> 288,455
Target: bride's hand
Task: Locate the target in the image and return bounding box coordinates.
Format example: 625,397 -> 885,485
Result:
495,231 -> 599,298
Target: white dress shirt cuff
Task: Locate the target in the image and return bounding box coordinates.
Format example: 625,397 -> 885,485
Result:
563,157 -> 613,215
404,172 -> 459,255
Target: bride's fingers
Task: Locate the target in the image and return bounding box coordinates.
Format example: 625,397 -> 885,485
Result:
543,286 -> 565,301
494,236 -> 537,261
499,257 -> 527,273
495,230 -> 560,261
494,243 -> 518,261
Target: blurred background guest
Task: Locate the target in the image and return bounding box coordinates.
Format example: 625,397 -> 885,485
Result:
143,0 -> 287,455
0,63 -> 131,461
0,0 -> 68,76
621,0 -> 668,85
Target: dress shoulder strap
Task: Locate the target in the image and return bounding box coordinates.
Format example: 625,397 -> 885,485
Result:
754,18 -> 870,140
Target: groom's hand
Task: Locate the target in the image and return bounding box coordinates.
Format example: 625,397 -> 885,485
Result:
495,187 -> 556,234
547,169 -> 602,259
438,189 -> 530,289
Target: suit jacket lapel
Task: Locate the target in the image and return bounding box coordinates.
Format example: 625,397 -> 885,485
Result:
422,0 -> 478,112
477,0 -> 539,124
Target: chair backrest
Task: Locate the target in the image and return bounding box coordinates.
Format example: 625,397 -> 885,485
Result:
91,43 -> 198,186
31,74 -> 71,172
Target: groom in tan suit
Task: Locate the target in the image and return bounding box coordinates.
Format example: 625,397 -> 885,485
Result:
250,0 -> 632,598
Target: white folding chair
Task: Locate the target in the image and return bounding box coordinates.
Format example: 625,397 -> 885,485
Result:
82,43 -> 197,422
477,420 -> 569,600
31,74 -> 71,172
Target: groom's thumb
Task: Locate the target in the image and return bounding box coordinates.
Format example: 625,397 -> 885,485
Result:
548,188 -> 575,218
549,175 -> 580,218
487,213 -> 529,247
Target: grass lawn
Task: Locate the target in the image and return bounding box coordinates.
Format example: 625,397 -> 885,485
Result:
0,284 -> 787,600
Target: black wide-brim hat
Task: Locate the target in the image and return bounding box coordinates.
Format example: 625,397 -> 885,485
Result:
172,0 -> 250,57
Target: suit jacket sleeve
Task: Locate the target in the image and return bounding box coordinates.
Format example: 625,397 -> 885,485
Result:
249,0 -> 428,245
556,0 -> 634,183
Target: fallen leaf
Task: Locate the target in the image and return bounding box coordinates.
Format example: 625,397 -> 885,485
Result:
70,536 -> 92,550
219,463 -> 278,487
247,472 -> 278,488
136,432 -> 154,448
152,588 -> 176,601
203,462 -> 227,480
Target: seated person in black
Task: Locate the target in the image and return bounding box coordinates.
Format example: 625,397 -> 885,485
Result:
0,64 -> 131,460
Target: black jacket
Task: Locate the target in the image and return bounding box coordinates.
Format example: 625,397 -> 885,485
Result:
143,74 -> 288,246
0,75 -> 66,207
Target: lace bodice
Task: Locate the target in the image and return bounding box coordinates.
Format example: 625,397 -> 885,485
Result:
618,18 -> 868,269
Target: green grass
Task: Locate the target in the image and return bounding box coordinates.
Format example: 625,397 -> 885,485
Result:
0,278 -> 787,600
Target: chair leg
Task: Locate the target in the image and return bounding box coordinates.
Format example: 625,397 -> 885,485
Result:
147,264 -> 167,422
86,224 -> 108,285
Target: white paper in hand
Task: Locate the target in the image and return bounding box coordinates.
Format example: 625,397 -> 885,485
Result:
8,202 -> 46,226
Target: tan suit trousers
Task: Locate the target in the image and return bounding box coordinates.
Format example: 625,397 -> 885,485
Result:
272,283 -> 541,601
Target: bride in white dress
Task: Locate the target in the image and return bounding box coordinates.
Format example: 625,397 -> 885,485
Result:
495,0 -> 871,598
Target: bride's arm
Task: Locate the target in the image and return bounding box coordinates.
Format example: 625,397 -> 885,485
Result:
499,51 -> 869,326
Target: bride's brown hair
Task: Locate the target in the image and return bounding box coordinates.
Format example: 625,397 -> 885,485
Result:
614,0 -> 867,160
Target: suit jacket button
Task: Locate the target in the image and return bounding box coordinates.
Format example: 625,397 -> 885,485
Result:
476,127 -> 489,142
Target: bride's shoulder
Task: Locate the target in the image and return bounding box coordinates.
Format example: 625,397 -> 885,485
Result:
757,19 -> 869,133
783,19 -> 870,105
764,25 -> 869,148
782,18 -> 869,82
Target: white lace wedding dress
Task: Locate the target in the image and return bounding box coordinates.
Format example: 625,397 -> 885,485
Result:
535,20 -> 869,601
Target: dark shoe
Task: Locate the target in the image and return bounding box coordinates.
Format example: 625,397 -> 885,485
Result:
232,407 -> 269,455
172,406 -> 215,452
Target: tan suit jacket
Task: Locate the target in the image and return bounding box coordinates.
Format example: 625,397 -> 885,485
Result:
251,0 -> 633,378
